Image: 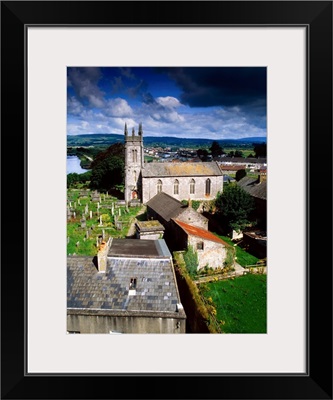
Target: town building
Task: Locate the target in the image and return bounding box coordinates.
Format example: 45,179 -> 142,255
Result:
172,219 -> 230,270
67,238 -> 186,334
146,192 -> 230,270
237,171 -> 267,229
124,124 -> 223,205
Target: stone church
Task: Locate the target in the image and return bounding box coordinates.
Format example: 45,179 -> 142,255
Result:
124,124 -> 224,205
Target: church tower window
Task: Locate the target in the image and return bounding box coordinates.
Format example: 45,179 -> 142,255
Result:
205,178 -> 211,195
174,179 -> 179,195
190,179 -> 195,194
132,149 -> 138,163
157,180 -> 162,193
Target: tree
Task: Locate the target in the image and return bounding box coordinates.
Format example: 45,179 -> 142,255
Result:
197,148 -> 209,161
210,141 -> 224,158
235,169 -> 247,181
253,143 -> 267,158
234,150 -> 243,158
89,143 -> 125,191
215,184 -> 255,232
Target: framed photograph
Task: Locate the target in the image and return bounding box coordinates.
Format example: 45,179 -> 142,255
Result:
2,1 -> 332,399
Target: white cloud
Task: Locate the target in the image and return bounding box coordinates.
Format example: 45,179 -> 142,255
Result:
105,98 -> 133,117
156,96 -> 182,108
67,96 -> 83,115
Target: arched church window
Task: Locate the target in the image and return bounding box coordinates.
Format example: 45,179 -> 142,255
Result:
190,179 -> 195,195
157,180 -> 162,194
205,178 -> 211,195
174,179 -> 179,195
132,149 -> 138,163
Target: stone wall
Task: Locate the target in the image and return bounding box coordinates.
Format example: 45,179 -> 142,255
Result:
67,313 -> 186,334
187,236 -> 227,270
142,175 -> 223,204
177,207 -> 208,230
136,231 -> 164,240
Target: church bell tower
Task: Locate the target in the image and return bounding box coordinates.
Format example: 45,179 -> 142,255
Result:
124,123 -> 144,205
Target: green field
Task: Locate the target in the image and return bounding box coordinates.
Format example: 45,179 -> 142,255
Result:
199,274 -> 267,333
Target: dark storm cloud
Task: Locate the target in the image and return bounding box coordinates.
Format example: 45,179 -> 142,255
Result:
157,67 -> 266,111
67,67 -> 105,108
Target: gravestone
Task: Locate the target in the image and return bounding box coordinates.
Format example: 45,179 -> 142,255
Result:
89,210 -> 92,219
80,216 -> 86,228
91,190 -> 100,202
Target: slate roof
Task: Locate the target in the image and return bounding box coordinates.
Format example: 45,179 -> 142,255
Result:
67,251 -> 180,314
146,192 -> 186,222
173,219 -> 229,246
142,161 -> 222,177
237,176 -> 267,200
108,238 -> 170,258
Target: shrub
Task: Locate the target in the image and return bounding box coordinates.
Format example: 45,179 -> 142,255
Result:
183,245 -> 198,277
191,200 -> 201,211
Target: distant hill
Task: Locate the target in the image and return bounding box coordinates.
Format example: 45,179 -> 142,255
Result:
67,133 -> 266,148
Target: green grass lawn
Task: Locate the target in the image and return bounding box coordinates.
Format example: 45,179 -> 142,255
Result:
214,234 -> 259,266
199,274 -> 267,333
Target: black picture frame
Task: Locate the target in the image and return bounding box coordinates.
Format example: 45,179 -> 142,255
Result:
1,1 -> 332,399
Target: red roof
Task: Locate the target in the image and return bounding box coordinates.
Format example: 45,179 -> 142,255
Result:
174,219 -> 229,246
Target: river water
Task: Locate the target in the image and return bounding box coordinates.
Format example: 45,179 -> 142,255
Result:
67,155 -> 90,174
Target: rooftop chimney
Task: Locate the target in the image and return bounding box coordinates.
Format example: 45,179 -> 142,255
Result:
97,238 -> 112,272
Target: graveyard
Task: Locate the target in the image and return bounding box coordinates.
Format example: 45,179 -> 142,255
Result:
67,189 -> 143,256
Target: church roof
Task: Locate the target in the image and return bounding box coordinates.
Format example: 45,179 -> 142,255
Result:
146,192 -> 186,222
142,161 -> 223,178
173,219 -> 229,246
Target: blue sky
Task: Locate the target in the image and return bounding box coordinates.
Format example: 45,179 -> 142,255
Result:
67,67 -> 266,139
